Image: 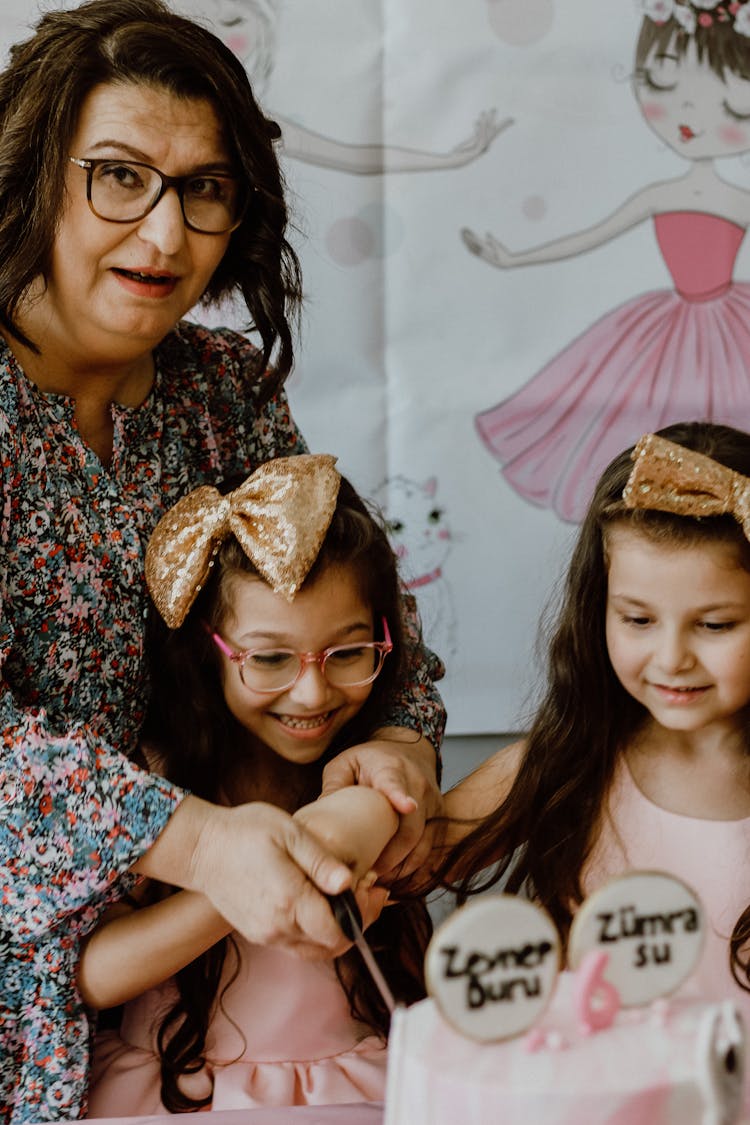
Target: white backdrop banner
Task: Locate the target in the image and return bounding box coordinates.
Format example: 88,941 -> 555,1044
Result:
4,0 -> 748,733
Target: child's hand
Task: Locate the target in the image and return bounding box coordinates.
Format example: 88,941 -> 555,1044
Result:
353,874 -> 390,932
320,733 -> 443,880
294,786 -> 399,880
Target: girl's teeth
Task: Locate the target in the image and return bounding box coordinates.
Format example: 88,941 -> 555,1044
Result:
279,713 -> 330,730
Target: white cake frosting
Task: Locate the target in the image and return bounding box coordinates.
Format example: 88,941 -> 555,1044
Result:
385,975 -> 744,1124
384,876 -> 746,1125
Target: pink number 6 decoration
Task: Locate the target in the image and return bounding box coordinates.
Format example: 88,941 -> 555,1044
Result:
574,950 -> 620,1033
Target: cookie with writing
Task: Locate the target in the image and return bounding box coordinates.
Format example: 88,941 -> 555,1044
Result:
424,894 -> 561,1042
567,870 -> 704,1007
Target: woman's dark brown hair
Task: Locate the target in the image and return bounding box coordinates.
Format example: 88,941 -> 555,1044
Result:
0,0 -> 302,397
142,475 -> 431,1111
440,421 -> 750,984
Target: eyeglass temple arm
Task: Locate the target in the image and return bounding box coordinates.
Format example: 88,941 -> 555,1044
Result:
208,628 -> 242,662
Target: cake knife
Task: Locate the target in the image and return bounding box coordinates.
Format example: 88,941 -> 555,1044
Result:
328,888 -> 396,1014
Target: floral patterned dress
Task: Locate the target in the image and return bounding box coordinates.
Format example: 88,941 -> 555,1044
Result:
0,321 -> 445,1125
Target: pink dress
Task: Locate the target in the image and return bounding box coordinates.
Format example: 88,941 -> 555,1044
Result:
86,938 -> 387,1115
476,212 -> 750,522
583,758 -> 750,1045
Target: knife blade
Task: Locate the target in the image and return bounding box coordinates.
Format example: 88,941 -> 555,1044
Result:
328,888 -> 396,1014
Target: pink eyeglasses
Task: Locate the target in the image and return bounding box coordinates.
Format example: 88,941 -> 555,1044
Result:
210,617 -> 393,693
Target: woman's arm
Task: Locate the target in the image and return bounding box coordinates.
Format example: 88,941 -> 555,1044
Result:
0,669 -> 353,957
80,788 -> 401,1009
132,796 -> 354,956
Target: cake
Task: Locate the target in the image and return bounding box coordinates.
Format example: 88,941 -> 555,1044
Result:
384,873 -> 746,1124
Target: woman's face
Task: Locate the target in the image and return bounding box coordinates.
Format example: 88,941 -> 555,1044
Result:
634,36 -> 750,159
35,82 -> 233,367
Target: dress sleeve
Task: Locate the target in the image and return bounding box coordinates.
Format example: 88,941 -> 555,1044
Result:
381,591 -> 446,766
0,675 -> 185,940
198,325 -> 309,475
0,414 -> 184,941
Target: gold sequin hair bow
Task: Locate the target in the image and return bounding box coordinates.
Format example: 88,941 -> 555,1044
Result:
622,433 -> 750,540
145,454 -> 341,628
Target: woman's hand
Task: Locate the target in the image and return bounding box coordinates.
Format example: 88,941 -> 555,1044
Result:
320,731 -> 443,881
133,795 -> 355,959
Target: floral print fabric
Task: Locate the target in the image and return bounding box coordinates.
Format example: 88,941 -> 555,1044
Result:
0,321 -> 444,1123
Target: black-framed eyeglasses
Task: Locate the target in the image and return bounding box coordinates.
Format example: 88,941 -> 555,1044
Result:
211,617 -> 394,693
68,156 -> 248,234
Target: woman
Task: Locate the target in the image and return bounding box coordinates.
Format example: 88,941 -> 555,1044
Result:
0,1 -> 445,1121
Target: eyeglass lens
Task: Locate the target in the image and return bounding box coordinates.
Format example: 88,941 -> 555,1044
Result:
240,644 -> 384,692
89,160 -> 243,233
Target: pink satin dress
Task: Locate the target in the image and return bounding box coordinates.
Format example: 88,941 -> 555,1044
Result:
86,938 -> 387,1116
476,212 -> 750,522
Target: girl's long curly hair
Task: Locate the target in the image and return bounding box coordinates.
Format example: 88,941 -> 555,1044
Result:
0,0 -> 302,398
438,421 -> 750,984
142,475 -> 431,1111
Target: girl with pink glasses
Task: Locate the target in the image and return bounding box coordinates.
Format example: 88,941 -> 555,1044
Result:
82,454 -> 430,1115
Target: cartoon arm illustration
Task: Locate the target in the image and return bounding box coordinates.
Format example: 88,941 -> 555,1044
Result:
278,109 -> 512,175
461,179 -> 671,268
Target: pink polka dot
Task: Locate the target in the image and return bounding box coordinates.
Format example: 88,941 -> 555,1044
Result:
486,0 -> 555,46
325,217 -> 376,266
522,194 -> 547,221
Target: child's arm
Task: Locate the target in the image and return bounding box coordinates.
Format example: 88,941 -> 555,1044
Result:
439,738 -> 526,848
294,785 -> 399,879
294,786 -> 398,933
77,885 -> 233,1010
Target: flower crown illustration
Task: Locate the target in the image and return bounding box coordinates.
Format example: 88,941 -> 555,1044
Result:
640,0 -> 750,35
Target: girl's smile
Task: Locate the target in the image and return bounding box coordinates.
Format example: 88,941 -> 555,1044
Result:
268,708 -> 338,739
650,683 -> 708,703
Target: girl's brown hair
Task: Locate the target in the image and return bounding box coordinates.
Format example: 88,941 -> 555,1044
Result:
440,421 -> 750,982
143,475 -> 431,1111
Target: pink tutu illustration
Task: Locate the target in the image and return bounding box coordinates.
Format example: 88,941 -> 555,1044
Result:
464,0 -> 750,522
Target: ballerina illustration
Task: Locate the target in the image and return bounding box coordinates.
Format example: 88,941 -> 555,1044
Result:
464,0 -> 750,522
182,0 -> 510,173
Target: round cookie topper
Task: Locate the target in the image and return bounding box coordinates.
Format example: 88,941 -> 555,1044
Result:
568,871 -> 704,1007
425,894 -> 561,1042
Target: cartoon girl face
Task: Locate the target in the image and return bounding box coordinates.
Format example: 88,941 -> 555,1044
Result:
177,0 -> 279,92
634,35 -> 750,159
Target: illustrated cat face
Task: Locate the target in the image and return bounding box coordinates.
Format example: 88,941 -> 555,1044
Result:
377,475 -> 452,579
